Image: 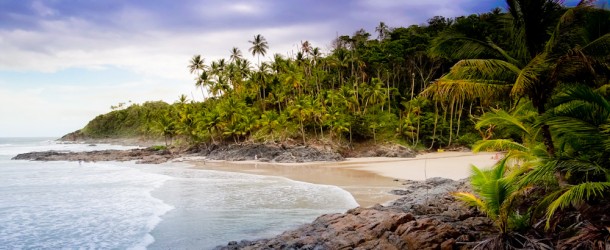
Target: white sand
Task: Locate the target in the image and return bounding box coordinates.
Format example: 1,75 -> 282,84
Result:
185,151 -> 499,207
339,151 -> 499,181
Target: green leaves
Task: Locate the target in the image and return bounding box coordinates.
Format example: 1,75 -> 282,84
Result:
544,182 -> 610,228
456,160 -> 530,233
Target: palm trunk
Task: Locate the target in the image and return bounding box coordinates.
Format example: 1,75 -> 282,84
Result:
428,102 -> 439,150
300,119 -> 306,145
448,99 -> 455,147
456,99 -> 464,139
535,101 -> 555,156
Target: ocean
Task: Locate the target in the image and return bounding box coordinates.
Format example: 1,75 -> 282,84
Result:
0,138 -> 358,249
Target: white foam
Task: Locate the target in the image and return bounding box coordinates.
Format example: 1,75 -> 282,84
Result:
1,139 -> 359,249
0,139 -> 139,158
0,155 -> 173,249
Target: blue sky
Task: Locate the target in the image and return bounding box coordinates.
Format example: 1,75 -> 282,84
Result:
0,0 -> 586,137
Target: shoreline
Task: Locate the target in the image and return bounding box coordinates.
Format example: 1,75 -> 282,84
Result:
13,141 -> 498,208
180,151 -> 498,208
11,140 -> 501,248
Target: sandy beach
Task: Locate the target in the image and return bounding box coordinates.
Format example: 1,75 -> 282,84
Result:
186,151 -> 499,208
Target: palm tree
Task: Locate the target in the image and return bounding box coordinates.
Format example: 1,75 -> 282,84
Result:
230,47 -> 243,63
326,105 -> 350,142
375,21 -> 389,40
152,110 -> 177,146
188,55 -> 205,75
195,71 -> 210,99
423,0 -> 610,156
189,55 -> 206,100
301,40 -> 311,56
259,110 -> 280,142
454,159 -> 538,249
363,78 -> 387,113
289,96 -> 313,145
520,85 -> 610,228
249,34 -> 269,66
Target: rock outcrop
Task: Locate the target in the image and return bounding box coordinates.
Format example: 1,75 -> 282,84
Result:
12,143 -> 345,164
220,207 -> 463,250
216,178 -> 495,250
12,148 -> 174,164
191,143 -> 344,163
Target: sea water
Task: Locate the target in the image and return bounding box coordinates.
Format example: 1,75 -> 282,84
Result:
0,138 -> 358,249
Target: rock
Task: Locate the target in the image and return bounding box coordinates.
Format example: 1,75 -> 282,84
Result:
216,178 -> 495,250
202,143 -> 344,163
216,208 -> 469,250
389,190 -> 411,196
12,148 -> 175,164
360,144 -> 416,158
398,218 -> 459,249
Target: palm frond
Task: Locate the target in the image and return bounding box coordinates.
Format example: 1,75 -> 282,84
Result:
470,164 -> 491,193
479,178 -> 507,221
556,159 -> 608,177
545,182 -> 610,228
549,85 -> 610,115
454,192 -> 488,213
520,159 -> 559,187
430,34 -> 507,61
511,54 -> 550,98
472,139 -> 529,153
544,3 -> 593,54
421,79 -> 512,104
445,59 -> 521,83
476,109 -> 531,135
487,39 -> 523,67
581,33 -> 610,59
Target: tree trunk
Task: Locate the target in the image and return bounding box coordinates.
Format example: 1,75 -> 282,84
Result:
428,102 -> 440,150
535,102 -> 555,156
448,99 -> 455,147
456,99 -> 464,139
300,119 -> 306,145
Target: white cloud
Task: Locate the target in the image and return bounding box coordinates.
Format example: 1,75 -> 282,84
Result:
0,0 -> 504,136
31,1 -> 57,17
0,77 -> 194,137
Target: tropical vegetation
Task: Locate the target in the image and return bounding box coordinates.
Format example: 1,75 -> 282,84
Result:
76,0 -> 610,248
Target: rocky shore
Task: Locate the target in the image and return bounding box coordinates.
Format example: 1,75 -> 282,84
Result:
12,148 -> 175,164
216,177 -> 495,250
14,140 -> 493,249
12,142 -> 416,164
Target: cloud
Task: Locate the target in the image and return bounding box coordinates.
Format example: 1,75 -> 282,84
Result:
0,75 -> 195,136
0,0 -> 523,136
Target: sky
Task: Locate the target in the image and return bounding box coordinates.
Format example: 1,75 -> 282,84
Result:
0,0 -> 588,137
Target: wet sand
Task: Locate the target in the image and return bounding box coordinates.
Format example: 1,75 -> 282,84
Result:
184,151 -> 498,208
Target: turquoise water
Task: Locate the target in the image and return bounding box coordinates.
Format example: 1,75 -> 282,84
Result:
0,138 -> 357,249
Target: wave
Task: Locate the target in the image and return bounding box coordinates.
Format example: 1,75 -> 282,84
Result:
0,160 -> 174,249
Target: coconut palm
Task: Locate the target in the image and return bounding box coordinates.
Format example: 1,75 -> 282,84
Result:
189,55 -> 207,99
195,71 -> 210,99
423,0 -> 610,156
375,21 -> 389,40
289,96 -> 314,145
249,34 -> 269,66
520,85 -> 610,228
259,110 -> 280,142
230,47 -> 243,63
300,40 -> 311,55
454,158 -> 541,249
363,78 -> 387,113
326,106 -> 350,142
188,54 -> 205,75
152,110 -> 177,146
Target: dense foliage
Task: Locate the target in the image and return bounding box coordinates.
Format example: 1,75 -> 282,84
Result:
76,0 -> 610,248
436,0 -> 610,248
81,8 -> 517,149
